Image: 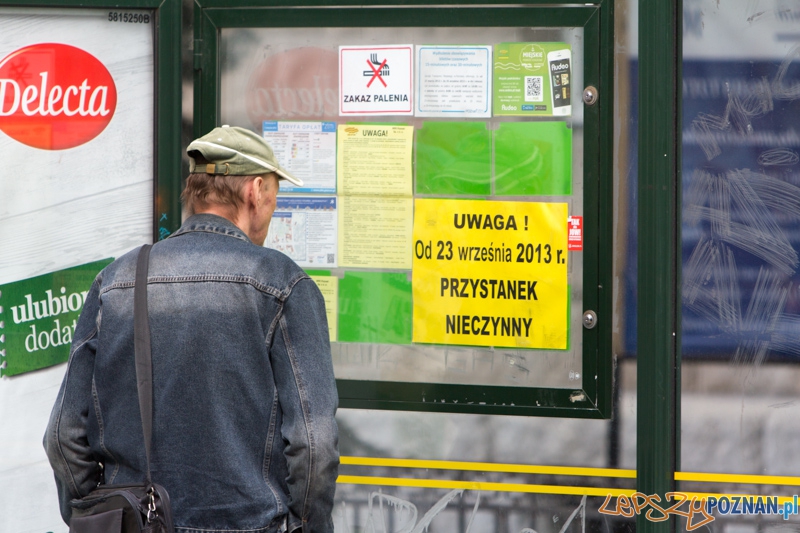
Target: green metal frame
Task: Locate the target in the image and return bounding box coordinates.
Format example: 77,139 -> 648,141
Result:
0,0 -> 183,243
637,0 -> 680,531
194,0 -> 614,418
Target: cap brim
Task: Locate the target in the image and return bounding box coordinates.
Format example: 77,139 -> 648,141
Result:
187,139 -> 304,187
274,167 -> 304,187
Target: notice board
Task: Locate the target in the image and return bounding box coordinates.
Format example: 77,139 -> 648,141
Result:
198,3 -> 612,417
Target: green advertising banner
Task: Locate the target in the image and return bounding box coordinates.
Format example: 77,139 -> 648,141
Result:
493,42 -> 572,117
0,259 -> 113,377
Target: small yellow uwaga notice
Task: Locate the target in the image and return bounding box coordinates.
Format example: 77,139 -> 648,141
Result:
412,199 -> 568,349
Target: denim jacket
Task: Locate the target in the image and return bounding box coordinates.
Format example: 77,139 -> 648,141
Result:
44,214 -> 339,533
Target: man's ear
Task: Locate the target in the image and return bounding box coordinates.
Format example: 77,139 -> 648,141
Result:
246,176 -> 264,208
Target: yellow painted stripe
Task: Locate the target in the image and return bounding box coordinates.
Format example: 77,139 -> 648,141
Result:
337,475 -> 634,497
340,457 -> 800,488
676,471 -> 800,486
337,475 -> 799,507
340,456 -> 636,479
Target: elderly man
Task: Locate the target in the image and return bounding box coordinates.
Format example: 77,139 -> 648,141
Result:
44,125 -> 339,532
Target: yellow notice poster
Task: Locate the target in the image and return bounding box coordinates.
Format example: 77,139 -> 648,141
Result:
337,123 -> 414,268
339,195 -> 413,268
412,199 -> 568,349
310,275 -> 338,342
337,124 -> 413,196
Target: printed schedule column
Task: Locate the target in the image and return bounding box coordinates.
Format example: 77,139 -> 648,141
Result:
412,199 -> 568,349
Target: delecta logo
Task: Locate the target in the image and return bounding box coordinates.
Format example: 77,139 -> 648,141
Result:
0,43 -> 118,150
0,258 -> 112,377
599,492 -> 796,531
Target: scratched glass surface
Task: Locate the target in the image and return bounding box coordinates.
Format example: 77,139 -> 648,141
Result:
332,490 -> 621,533
220,26 -> 586,388
679,0 -> 800,485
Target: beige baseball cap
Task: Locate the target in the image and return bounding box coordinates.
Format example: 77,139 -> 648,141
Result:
187,125 -> 303,187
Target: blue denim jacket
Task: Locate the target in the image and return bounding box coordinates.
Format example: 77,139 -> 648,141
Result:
44,214 -> 339,533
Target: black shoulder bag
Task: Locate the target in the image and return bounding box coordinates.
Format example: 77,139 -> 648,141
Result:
68,244 -> 175,533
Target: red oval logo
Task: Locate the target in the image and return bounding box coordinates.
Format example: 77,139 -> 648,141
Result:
0,43 -> 117,150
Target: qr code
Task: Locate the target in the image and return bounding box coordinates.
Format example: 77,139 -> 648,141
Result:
327,253 -> 335,264
525,76 -> 543,102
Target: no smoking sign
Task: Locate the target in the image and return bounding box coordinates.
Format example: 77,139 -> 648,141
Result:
339,45 -> 413,115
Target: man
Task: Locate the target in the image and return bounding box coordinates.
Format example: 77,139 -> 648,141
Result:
44,125 -> 339,532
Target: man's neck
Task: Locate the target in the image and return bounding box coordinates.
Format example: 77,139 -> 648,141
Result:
195,206 -> 263,245
196,205 -> 238,224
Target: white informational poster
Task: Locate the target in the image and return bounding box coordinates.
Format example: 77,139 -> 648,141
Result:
0,8 -> 154,533
415,45 -> 492,117
262,121 -> 337,193
339,44 -> 414,116
266,196 -> 339,268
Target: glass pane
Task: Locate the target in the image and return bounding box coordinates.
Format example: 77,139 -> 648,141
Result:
220,25 -> 586,389
335,404 -> 636,531
681,0 -> 800,496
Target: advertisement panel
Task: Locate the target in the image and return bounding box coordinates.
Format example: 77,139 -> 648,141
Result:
493,42 -> 572,117
0,7 -> 155,532
0,8 -> 154,287
621,0 -> 800,360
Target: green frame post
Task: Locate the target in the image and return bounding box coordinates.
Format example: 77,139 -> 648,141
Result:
637,0 -> 681,531
153,0 -> 184,241
193,0 -> 614,418
0,0 -> 183,242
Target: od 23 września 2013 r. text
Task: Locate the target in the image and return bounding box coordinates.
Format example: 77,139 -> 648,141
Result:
411,199 -> 569,350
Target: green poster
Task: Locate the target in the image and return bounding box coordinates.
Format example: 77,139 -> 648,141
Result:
494,121 -> 572,196
0,259 -> 113,377
338,271 -> 412,344
415,121 -> 491,196
493,42 -> 572,117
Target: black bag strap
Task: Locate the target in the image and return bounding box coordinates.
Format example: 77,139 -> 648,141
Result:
134,243 -> 154,484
